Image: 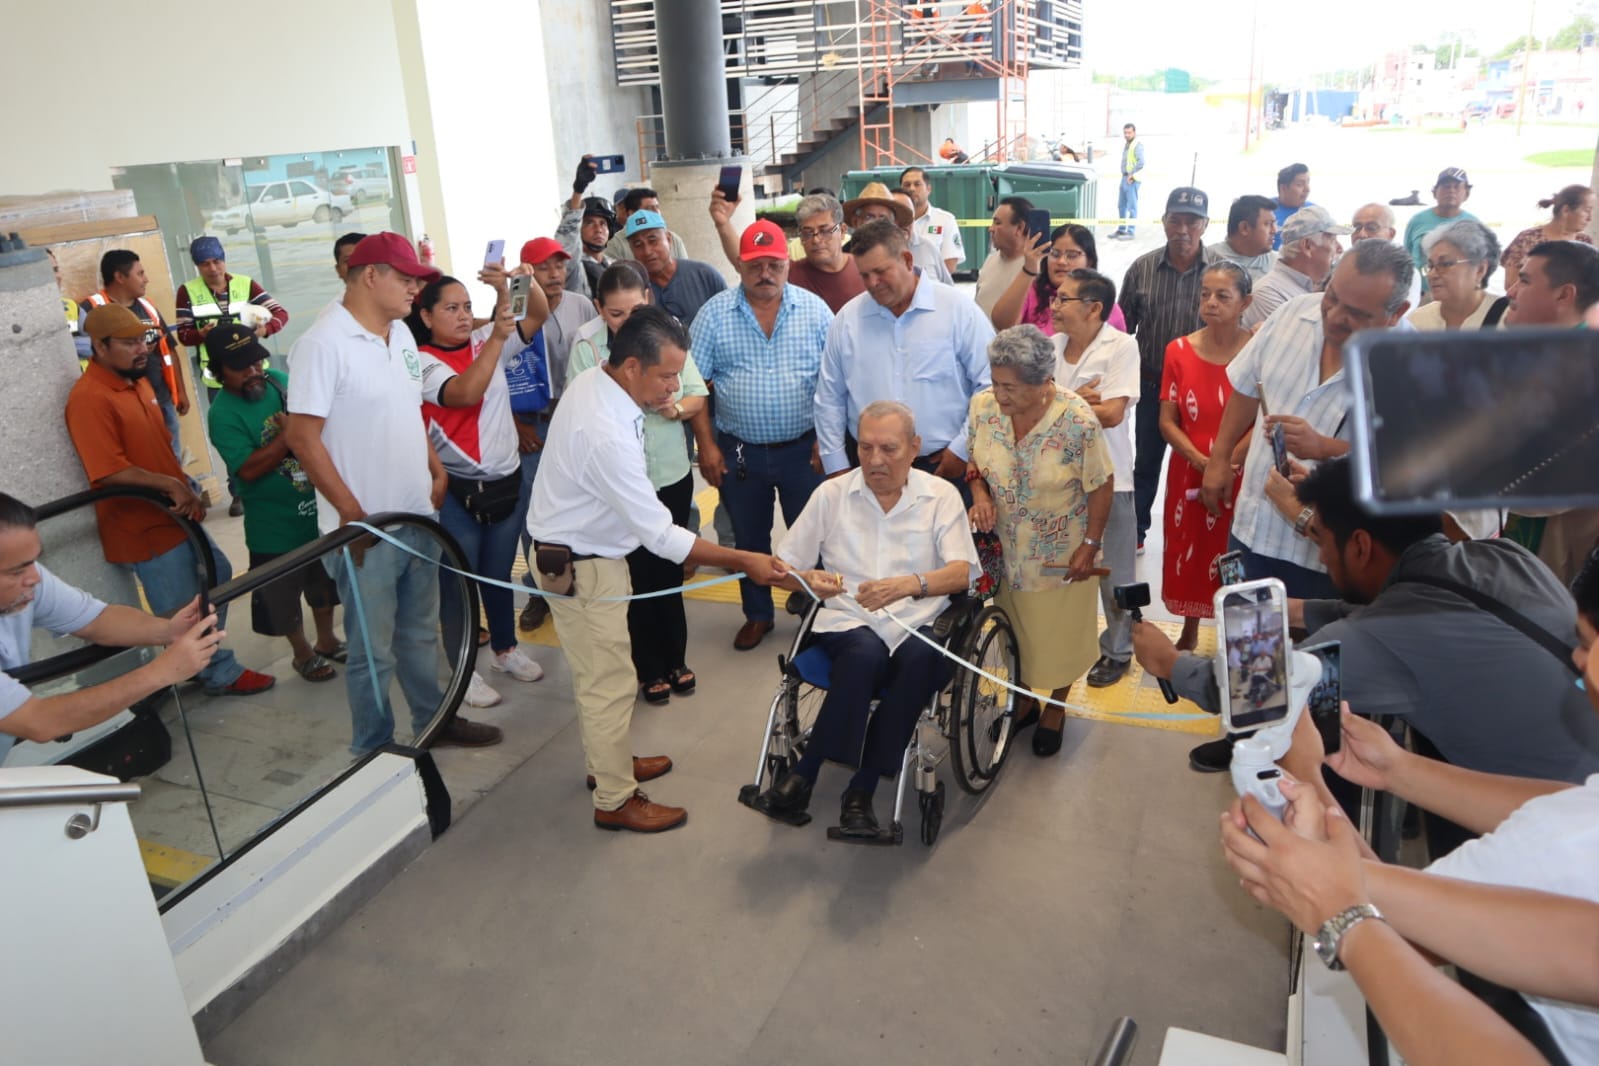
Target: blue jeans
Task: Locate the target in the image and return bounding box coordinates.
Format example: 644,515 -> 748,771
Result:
325,525 -> 447,754
1117,179 -> 1139,234
159,397 -> 182,459
1132,387 -> 1165,543
514,411 -> 553,588
717,430 -> 822,623
1227,534 -> 1340,601
128,535 -> 244,691
438,491 -> 521,655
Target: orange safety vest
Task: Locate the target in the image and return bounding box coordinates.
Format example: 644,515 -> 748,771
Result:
83,291 -> 179,398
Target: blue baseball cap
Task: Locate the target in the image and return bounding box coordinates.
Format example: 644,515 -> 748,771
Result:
190,235 -> 225,264
623,209 -> 667,239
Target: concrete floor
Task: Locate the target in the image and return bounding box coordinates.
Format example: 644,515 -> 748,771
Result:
203,589 -> 1291,1066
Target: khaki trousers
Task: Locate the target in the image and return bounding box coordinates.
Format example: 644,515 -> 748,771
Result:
537,557 -> 638,811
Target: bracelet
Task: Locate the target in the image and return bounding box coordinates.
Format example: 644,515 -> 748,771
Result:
1022,266 -> 1039,276
1082,535 -> 1102,549
914,573 -> 929,599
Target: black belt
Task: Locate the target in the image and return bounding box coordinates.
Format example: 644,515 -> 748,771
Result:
533,540 -> 598,562
729,428 -> 815,451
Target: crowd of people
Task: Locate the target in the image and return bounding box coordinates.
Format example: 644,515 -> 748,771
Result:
10,142 -> 1599,1061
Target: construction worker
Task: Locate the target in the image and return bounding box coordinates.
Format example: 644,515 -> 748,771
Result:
77,250 -> 190,458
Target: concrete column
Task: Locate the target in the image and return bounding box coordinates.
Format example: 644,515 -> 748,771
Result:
0,240 -> 138,647
649,162 -> 756,284
655,0 -> 732,161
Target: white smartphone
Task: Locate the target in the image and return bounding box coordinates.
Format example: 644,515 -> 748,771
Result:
1215,578 -> 1291,734
507,274 -> 531,320
484,239 -> 505,266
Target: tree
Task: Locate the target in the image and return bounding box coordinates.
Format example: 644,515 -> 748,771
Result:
1551,14 -> 1597,50
1492,34 -> 1540,60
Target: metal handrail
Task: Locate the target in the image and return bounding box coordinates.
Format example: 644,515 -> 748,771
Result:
0,782 -> 141,809
1088,1017 -> 1139,1066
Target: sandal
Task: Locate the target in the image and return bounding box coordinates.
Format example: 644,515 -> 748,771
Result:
293,654 -> 337,683
313,640 -> 348,664
667,665 -> 696,695
640,679 -> 672,705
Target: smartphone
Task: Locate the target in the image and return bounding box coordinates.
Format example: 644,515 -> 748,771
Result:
1256,381 -> 1271,419
483,239 -> 505,266
1301,641 -> 1343,755
508,274 -> 531,321
716,164 -> 743,204
1025,207 -> 1052,245
1216,549 -> 1245,587
1215,578 -> 1291,734
594,154 -> 626,174
1270,422 -> 1292,478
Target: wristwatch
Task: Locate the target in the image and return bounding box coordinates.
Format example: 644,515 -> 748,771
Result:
1293,506 -> 1316,538
913,573 -> 930,599
671,402 -> 684,421
1082,536 -> 1102,549
1312,903 -> 1385,971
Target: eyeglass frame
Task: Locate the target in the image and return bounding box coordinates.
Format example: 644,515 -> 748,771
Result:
1424,256 -> 1480,274
797,222 -> 844,243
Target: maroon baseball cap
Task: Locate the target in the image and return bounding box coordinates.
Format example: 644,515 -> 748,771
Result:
520,237 -> 570,265
346,232 -> 441,283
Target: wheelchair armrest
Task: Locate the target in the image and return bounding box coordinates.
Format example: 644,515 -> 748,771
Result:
930,591 -> 980,642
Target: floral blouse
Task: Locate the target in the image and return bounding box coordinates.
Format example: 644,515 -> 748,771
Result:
967,387 -> 1113,592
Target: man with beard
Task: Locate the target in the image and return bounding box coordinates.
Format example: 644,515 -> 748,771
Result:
205,324 -> 345,683
690,220 -> 833,651
0,491 -> 226,759
65,305 -> 273,698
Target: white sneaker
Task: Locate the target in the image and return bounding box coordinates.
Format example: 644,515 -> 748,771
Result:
464,671 -> 502,707
491,646 -> 545,682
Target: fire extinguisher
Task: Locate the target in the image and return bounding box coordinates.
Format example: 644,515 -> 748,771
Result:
417,233 -> 435,266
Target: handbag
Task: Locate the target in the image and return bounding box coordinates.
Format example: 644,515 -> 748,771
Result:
446,470 -> 522,525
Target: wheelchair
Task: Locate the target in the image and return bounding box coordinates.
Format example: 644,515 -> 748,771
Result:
736,591 -> 1021,846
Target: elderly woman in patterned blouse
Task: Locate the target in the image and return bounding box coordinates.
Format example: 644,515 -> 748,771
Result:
967,325 -> 1115,757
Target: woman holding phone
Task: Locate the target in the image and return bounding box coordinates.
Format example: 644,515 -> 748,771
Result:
988,223 -> 1127,335
1158,262 -> 1253,650
566,262 -> 708,704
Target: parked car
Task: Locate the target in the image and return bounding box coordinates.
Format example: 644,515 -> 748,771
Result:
212,180 -> 353,234
331,165 -> 392,204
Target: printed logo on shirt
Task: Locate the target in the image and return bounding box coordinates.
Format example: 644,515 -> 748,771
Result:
402,347 -> 422,381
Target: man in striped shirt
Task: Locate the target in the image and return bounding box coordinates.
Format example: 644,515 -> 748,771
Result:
1118,186 -> 1216,550
1199,240 -> 1415,598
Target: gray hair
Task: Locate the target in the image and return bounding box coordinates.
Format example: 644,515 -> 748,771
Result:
1348,239 -> 1415,315
858,400 -> 917,441
1355,202 -> 1395,231
1421,218 -> 1501,290
986,324 -> 1056,386
796,194 -> 843,227
1282,230 -> 1336,263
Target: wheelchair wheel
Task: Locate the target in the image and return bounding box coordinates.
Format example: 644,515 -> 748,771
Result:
780,675 -> 826,765
919,779 -> 945,845
948,605 -> 1020,795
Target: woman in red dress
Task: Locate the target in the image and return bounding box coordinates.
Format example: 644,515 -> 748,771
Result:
1159,262 -> 1254,649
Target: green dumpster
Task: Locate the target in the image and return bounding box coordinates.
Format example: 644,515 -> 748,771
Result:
841,162 -> 1097,277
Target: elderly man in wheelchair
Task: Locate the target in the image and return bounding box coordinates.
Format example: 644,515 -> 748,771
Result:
742,400 -> 1019,845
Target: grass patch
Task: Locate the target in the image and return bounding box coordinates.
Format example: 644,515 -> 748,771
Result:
1526,149 -> 1596,167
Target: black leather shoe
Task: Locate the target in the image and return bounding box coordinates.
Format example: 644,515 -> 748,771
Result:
1189,736 -> 1236,773
839,787 -> 879,836
1085,655 -> 1130,688
760,771 -> 814,815
1032,724 -> 1063,757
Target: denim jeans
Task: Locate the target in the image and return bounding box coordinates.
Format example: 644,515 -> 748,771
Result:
325,525 -> 447,754
514,411 -> 553,588
159,397 -> 182,459
1227,534 -> 1340,600
717,430 -> 822,623
128,534 -> 244,691
1117,179 -> 1139,234
438,491 -> 521,655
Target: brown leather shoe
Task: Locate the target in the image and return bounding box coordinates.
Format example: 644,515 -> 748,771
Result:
593,791 -> 687,833
586,754 -> 673,790
435,716 -> 503,747
734,619 -> 774,651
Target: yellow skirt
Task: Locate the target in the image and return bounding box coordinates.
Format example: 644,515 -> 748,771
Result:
995,578 -> 1102,692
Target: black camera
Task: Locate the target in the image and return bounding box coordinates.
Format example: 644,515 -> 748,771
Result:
1112,582 -> 1151,612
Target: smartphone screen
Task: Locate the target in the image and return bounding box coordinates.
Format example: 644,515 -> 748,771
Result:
508,275 -> 531,320
1271,423 -> 1292,478
1302,641 -> 1342,754
595,154 -> 626,174
1217,580 -> 1290,732
1025,207 -> 1052,244
717,164 -> 742,204
484,239 -> 505,266
1217,550 -> 1245,587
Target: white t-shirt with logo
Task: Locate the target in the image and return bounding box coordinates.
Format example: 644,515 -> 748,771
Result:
1053,325 -> 1140,493
288,302 -> 435,534
913,204 -> 965,264
419,324 -> 521,481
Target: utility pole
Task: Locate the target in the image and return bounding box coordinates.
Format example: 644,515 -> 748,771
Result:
1516,0 -> 1538,136
1244,0 -> 1260,151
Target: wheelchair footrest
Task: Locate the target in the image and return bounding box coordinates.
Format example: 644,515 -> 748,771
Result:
825,821 -> 904,846
739,783 -> 813,827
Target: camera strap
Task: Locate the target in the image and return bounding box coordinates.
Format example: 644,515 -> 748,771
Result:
1392,574 -> 1580,677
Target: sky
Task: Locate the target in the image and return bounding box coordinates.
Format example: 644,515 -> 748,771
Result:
1083,0 -> 1590,83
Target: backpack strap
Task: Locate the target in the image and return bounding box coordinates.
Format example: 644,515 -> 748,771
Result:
1390,573 -> 1579,676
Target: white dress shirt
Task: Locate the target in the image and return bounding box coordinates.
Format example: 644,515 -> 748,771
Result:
527,365 -> 697,562
1053,323 -> 1141,492
777,468 -> 979,652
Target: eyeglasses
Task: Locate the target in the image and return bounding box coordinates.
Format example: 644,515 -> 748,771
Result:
798,223 -> 842,242
1425,257 -> 1478,273
1050,293 -> 1096,306
1352,221 -> 1388,235
1047,248 -> 1087,262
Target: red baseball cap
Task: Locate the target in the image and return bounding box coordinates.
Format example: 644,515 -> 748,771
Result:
739,219 -> 788,261
346,232 -> 441,283
520,237 -> 571,265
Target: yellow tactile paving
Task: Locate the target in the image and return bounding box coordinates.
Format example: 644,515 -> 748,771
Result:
1052,622 -> 1221,736
140,838 -> 214,889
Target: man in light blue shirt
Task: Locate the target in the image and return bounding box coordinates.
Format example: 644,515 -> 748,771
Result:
815,219 -> 994,484
692,220 -> 835,651
0,493 -> 221,764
